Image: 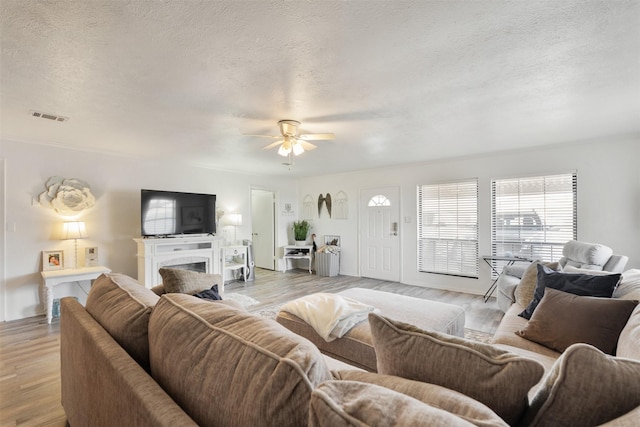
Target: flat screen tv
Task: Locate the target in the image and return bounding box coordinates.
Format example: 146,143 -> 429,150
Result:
141,189 -> 216,237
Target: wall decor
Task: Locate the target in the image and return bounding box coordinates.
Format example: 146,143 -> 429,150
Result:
302,195 -> 315,219
334,190 -> 348,219
39,176 -> 96,215
85,247 -> 98,267
43,250 -> 64,271
281,201 -> 295,216
318,193 -> 332,218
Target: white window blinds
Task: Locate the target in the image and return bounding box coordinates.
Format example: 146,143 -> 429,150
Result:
491,173 -> 577,266
418,179 -> 478,278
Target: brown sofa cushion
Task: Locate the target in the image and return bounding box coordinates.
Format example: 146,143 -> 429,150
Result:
333,371 -> 508,426
309,381 -> 486,427
85,273 -> 159,371
517,288 -> 638,354
148,293 -> 332,427
514,261 -> 561,307
158,267 -> 222,295
369,313 -> 544,425
523,343 -> 640,427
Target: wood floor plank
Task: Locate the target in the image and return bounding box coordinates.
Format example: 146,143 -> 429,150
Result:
0,268 -> 503,426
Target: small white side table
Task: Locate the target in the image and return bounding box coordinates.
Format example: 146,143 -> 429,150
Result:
223,245 -> 247,283
41,266 -> 111,324
283,245 -> 314,274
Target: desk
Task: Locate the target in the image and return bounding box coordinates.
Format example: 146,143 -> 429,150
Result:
481,256 -> 532,303
41,266 -> 111,323
283,245 -> 314,274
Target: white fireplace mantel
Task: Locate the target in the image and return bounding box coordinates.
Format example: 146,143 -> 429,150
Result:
134,235 -> 224,288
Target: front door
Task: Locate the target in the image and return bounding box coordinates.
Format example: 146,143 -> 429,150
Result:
251,189 -> 275,270
359,186 -> 400,281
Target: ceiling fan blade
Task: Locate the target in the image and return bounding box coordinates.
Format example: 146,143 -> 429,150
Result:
299,133 -> 335,141
263,140 -> 284,149
243,134 -> 282,139
297,140 -> 317,151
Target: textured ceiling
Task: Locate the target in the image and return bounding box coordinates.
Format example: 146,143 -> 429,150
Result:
1,1 -> 639,177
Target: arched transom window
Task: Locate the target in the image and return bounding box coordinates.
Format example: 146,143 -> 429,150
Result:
368,195 -> 391,207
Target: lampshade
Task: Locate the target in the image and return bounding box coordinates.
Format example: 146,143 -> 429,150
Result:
277,140 -> 292,156
62,221 -> 87,240
292,141 -> 304,156
220,213 -> 242,227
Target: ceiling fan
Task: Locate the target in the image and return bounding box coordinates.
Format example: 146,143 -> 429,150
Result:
244,120 -> 335,158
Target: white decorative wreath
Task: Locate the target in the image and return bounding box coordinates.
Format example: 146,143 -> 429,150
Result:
39,176 -> 96,215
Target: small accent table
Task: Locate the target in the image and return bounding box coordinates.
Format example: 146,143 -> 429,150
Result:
41,266 -> 111,323
283,245 -> 314,274
223,245 -> 248,283
481,256 -> 532,303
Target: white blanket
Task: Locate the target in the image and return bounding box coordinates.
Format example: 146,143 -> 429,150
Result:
280,293 -> 377,342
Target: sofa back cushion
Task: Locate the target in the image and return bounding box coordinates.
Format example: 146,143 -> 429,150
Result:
616,270 -> 640,359
369,313 -> 544,425
148,293 -> 332,427
522,343 -> 640,427
85,273 -> 159,371
309,381 -> 493,427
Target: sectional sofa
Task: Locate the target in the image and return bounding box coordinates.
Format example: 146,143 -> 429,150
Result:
60,271 -> 640,426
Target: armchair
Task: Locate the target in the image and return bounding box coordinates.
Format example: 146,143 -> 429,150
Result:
496,240 -> 628,313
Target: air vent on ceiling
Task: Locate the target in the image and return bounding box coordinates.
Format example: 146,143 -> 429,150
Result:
30,110 -> 69,123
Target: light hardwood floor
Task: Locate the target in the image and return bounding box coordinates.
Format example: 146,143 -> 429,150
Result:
0,268 -> 503,426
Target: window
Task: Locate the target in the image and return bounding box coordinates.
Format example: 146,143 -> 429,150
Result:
418,179 -> 478,277
368,195 -> 391,207
491,173 -> 577,268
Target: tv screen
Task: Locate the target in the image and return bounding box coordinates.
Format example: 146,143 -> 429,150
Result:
141,189 -> 216,237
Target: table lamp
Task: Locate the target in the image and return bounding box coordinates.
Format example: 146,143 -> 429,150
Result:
221,213 -> 242,244
63,221 -> 87,269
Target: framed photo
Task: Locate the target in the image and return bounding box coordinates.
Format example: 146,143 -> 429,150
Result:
324,235 -> 340,246
85,247 -> 98,267
43,250 -> 64,271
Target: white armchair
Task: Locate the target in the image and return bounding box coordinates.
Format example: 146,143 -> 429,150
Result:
496,240 -> 628,313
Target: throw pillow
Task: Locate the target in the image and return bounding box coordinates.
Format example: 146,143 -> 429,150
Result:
309,381 -> 487,427
514,261 -> 561,307
368,313 -> 544,426
516,288 -> 638,354
519,264 -> 620,320
522,343 -> 640,427
192,284 -> 222,301
158,267 -> 222,295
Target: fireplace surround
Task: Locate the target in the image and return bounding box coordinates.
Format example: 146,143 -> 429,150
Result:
134,235 -> 223,288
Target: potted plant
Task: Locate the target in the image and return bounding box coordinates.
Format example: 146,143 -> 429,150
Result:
293,220 -> 310,245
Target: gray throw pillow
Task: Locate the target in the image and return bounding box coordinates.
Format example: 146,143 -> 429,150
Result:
158,268 -> 222,295
519,264 -> 620,319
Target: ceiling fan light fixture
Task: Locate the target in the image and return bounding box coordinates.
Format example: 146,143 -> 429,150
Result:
292,141 -> 304,156
278,138 -> 291,157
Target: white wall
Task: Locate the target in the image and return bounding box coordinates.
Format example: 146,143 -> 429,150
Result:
1,139 -> 297,321
2,135 -> 639,321
298,135 -> 640,296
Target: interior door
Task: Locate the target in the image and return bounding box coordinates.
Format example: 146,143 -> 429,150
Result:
359,186 -> 400,281
251,189 -> 275,270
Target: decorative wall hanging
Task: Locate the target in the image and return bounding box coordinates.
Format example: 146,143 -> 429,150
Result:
318,193 -> 332,218
39,176 -> 95,215
302,195 -> 315,219
281,201 -> 295,216
334,190 -> 348,219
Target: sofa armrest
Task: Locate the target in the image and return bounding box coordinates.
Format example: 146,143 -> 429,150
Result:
496,273 -> 521,313
60,297 -> 197,427
603,255 -> 629,273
